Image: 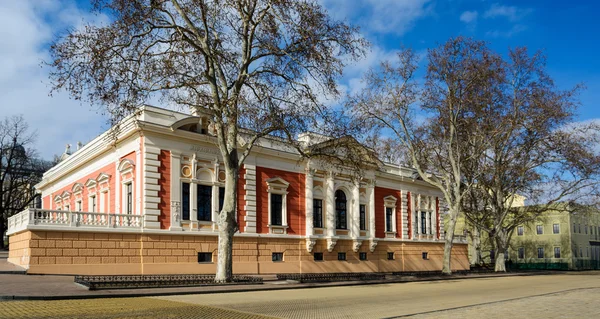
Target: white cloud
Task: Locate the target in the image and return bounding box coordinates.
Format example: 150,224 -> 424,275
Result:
460,11 -> 478,24
486,24 -> 528,38
319,0 -> 432,36
0,0 -> 109,159
483,3 -> 531,22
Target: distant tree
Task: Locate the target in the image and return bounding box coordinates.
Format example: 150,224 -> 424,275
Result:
460,48 -> 600,272
48,0 -> 367,281
1,116 -> 51,248
351,38 -> 495,274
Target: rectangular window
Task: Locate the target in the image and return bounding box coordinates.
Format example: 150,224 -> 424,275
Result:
554,247 -> 561,259
422,252 -> 428,260
574,246 -> 578,258
338,252 -> 346,261
536,225 -> 543,235
272,252 -> 283,262
518,247 -> 524,259
359,252 -> 367,261
65,204 -> 70,211
313,199 -> 323,228
76,200 -> 82,211
517,226 -> 524,236
197,252 -> 212,263
313,252 -> 323,261
182,182 -> 190,220
386,207 -> 393,232
197,184 -> 212,221
126,182 -> 133,214
218,187 -> 225,212
580,247 -> 583,258
585,225 -> 588,234
90,195 -> 96,212
579,224 -> 581,233
270,194 -> 283,226
387,252 -> 394,260
574,223 -> 577,233
359,204 -> 366,231
490,250 -> 495,260
537,247 -> 544,259
553,224 -> 560,234
421,212 -> 427,234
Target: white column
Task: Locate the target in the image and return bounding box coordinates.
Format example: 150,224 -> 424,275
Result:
135,149 -> 142,215
190,181 -> 197,222
351,182 -> 360,239
115,159 -> 121,213
305,168 -> 314,237
170,152 -> 182,230
325,172 -> 335,238
416,194 -> 421,236
367,181 -> 375,238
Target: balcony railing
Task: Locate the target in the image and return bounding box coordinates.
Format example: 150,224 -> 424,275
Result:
7,208 -> 142,235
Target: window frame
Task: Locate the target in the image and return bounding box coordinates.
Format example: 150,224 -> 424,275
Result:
554,247 -> 561,259
537,247 -> 544,259
313,252 -> 324,261
517,226 -> 524,236
518,247 -> 524,259
266,177 -> 290,231
383,195 -> 397,234
553,223 -> 560,234
313,198 -> 323,228
197,252 -> 213,263
335,190 -> 348,230
337,252 -> 347,261
536,225 -> 543,235
359,204 -> 367,231
387,252 -> 394,260
272,252 -> 284,262
196,184 -> 212,221
359,252 -> 367,261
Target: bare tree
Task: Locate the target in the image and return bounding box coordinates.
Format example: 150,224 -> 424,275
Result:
47,0 -> 366,281
460,48 -> 600,272
0,116 -> 50,248
351,38 -> 499,274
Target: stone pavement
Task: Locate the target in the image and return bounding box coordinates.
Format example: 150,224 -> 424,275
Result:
411,288 -> 600,319
0,258 -> 26,274
0,297 -> 273,319
158,273 -> 600,318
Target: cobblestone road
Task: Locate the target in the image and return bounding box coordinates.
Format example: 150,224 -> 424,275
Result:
159,273 -> 600,318
0,298 -> 272,319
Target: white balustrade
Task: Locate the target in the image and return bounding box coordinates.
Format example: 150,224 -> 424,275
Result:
6,208 -> 143,235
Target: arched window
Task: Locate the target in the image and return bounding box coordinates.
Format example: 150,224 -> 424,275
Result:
335,190 -> 347,229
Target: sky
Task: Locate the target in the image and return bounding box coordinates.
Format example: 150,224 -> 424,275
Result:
0,0 -> 599,159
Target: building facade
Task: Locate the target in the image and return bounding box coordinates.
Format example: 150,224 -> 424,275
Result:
7,106 -> 468,275
507,205 -> 600,270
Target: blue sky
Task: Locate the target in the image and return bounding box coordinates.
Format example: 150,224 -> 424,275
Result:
0,0 -> 598,158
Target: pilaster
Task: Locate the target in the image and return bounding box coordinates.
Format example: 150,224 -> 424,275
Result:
243,164 -> 257,233
142,146 -> 161,229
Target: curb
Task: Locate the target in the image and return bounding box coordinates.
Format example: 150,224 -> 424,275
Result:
0,271 -> 563,301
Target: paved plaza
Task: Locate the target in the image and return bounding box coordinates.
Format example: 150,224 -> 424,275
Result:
0,273 -> 599,318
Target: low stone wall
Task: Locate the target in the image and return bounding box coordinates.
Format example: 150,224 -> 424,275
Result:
11,230 -> 469,275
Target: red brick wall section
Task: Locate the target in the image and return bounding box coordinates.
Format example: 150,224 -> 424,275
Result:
158,150 -> 171,229
45,163 -> 116,212
255,166 -> 305,235
374,186 -> 401,239
237,166 -> 246,232
436,197 -> 440,239
407,192 -> 412,239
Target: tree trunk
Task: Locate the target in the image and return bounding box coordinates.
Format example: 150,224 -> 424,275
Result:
215,163 -> 239,283
0,214 -> 5,249
469,225 -> 481,266
442,208 -> 458,275
494,230 -> 508,272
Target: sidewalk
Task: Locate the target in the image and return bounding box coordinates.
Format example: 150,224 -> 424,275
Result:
0,265 -> 565,301
0,258 -> 26,275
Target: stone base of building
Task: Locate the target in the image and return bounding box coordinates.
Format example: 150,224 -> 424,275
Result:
8,230 -> 469,275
